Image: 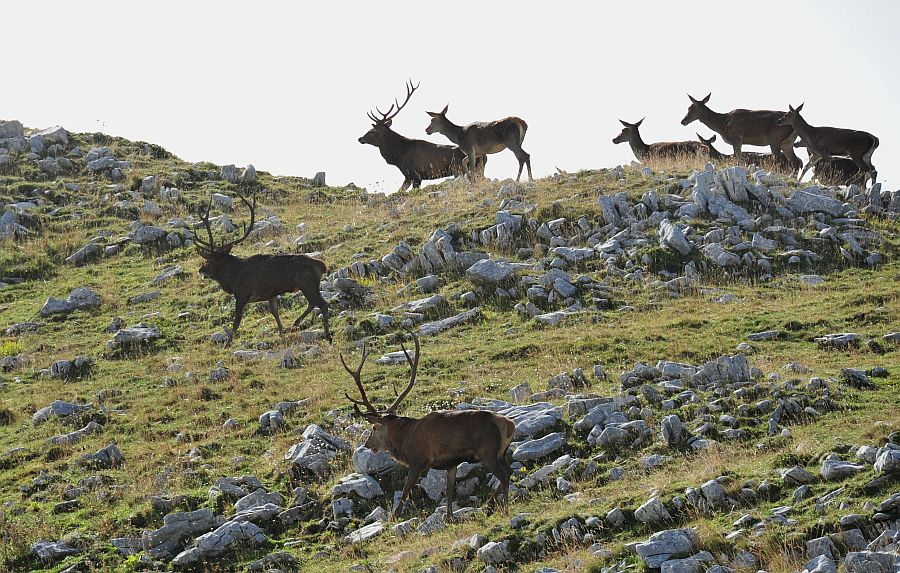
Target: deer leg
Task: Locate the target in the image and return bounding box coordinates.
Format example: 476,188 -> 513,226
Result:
481,455 -> 510,513
226,298 -> 248,347
394,464 -> 426,518
799,154 -> 820,182
292,302 -> 315,328
444,466 -> 457,521
466,148 -> 478,182
268,298 -> 284,337
398,178 -> 411,193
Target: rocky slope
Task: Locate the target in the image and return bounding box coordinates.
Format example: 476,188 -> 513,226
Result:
1,118 -> 900,573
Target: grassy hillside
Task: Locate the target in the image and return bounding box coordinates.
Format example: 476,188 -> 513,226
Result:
1,123 -> 899,573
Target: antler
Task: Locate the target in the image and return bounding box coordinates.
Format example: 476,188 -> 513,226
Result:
341,342 -> 378,414
385,331 -> 420,413
367,79 -> 420,124
215,187 -> 257,252
192,194 -> 217,254
193,187 -> 258,254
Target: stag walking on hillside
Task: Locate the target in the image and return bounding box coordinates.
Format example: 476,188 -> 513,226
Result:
425,104 -> 532,182
359,81 -> 485,192
194,189 -> 332,346
612,118 -> 709,161
681,93 -> 800,170
778,103 -> 879,187
343,333 -> 516,519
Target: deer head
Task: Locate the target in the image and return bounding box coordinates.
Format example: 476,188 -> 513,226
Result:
696,133 -> 716,145
342,333 -> 420,452
777,103 -> 805,128
193,188 -> 257,277
424,104 -> 451,135
612,118 -> 644,144
358,80 -> 419,147
681,92 -> 711,126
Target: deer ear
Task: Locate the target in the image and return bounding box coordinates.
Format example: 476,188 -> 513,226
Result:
688,93 -> 698,104
701,92 -> 711,104
634,117 -> 645,127
709,134 -> 716,142
426,111 -> 438,117
361,412 -> 382,425
619,119 -> 630,127
384,119 -> 392,127
795,102 -> 804,112
440,104 -> 449,115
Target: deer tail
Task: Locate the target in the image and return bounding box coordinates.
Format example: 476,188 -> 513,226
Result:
863,134 -> 879,165
516,118 -> 528,144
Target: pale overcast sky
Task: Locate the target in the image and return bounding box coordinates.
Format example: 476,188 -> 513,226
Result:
5,1 -> 898,191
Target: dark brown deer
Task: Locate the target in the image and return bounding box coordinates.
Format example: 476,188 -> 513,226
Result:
793,141 -> 862,186
425,105 -> 532,182
360,81 -> 485,192
343,333 -> 515,519
612,118 -> 709,161
194,189 -> 332,346
696,133 -> 793,171
681,93 -> 801,169
778,103 -> 878,186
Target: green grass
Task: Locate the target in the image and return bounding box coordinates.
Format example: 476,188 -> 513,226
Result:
0,128 -> 898,572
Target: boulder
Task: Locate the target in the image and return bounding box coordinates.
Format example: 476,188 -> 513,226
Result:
466,259 -> 514,287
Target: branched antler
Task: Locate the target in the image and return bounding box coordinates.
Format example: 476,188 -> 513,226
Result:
367,80 -> 419,125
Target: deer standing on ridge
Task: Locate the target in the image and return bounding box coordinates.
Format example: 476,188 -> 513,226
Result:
681,93 -> 801,170
778,103 -> 879,187
343,333 -> 516,519
612,118 -> 709,161
194,189 -> 332,346
359,81 -> 486,192
425,104 -> 532,182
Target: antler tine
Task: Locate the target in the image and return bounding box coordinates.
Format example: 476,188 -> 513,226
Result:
386,330 -> 420,413
341,342 -> 377,414
193,193 -> 217,252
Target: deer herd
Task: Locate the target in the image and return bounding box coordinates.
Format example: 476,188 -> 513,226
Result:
188,83 -> 882,519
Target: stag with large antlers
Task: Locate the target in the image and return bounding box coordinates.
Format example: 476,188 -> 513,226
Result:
778,103 -> 879,187
612,118 -> 709,161
359,81 -> 485,192
425,103 -> 532,182
343,333 -> 516,519
681,93 -> 801,170
194,187 -> 332,346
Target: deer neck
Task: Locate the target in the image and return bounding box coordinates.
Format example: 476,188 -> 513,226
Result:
383,416 -> 417,465
628,131 -> 650,159
789,115 -> 815,146
437,120 -> 465,146
378,130 -> 412,165
698,105 -> 727,135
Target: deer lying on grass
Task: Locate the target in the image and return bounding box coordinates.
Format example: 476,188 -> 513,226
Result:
359,81 -> 486,192
681,93 -> 801,170
612,118 -> 709,161
343,333 -> 516,519
425,104 -> 532,182
778,103 -> 879,187
696,133 -> 793,171
793,141 -> 861,186
194,189 -> 332,346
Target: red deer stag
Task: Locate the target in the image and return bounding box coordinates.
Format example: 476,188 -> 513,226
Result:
359,81 -> 486,192
696,133 -> 793,170
612,118 -> 709,161
342,333 -> 515,519
778,103 -> 879,186
793,141 -> 861,186
425,104 -> 532,182
194,189 -> 332,346
681,93 -> 800,170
